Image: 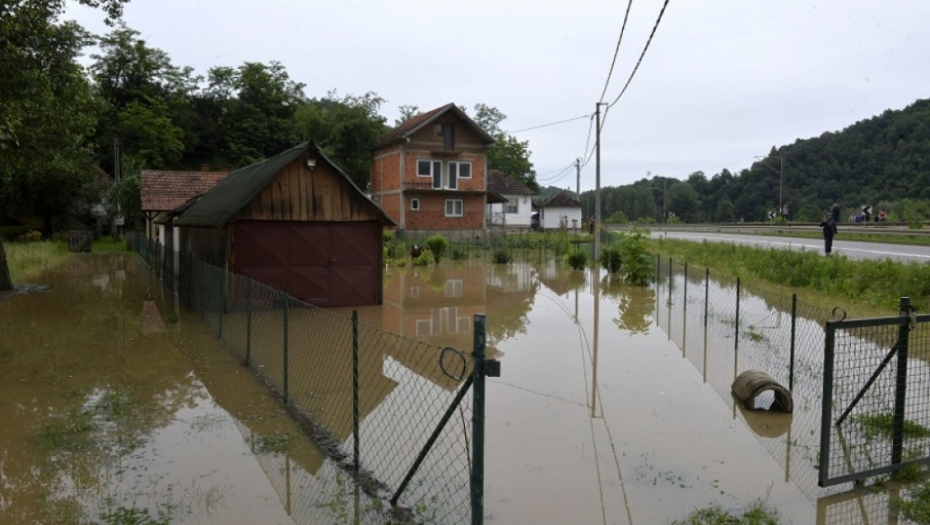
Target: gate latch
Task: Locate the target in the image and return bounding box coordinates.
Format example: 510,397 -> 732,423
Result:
485,359 -> 501,378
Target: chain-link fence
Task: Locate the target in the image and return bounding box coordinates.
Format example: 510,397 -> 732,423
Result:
653,254 -> 835,502
820,308 -> 930,487
131,232 -> 492,525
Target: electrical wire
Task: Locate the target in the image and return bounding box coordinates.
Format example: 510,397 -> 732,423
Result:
507,113 -> 591,134
606,0 -> 672,110
598,0 -> 635,103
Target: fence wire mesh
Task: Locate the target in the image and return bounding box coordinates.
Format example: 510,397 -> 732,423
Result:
821,313 -> 930,488
132,233 -> 478,524
653,253 -> 838,502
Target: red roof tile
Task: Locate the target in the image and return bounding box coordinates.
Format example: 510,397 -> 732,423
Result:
375,103 -> 496,149
140,170 -> 229,212
487,170 -> 536,196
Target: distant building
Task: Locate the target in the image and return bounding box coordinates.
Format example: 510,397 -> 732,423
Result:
537,190 -> 582,230
486,170 -> 536,228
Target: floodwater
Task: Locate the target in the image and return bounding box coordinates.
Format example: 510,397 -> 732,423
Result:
0,255 -> 387,525
1,253 -> 918,524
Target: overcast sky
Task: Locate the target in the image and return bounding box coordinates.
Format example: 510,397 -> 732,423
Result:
65,0 -> 930,191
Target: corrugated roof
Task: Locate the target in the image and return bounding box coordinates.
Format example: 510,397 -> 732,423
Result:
374,103 -> 496,149
487,170 -> 536,196
175,142 -> 395,228
539,190 -> 581,208
140,170 -> 229,212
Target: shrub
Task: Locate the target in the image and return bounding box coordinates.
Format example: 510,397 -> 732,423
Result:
451,247 -> 467,261
413,250 -> 434,267
22,229 -> 42,242
425,235 -> 448,264
617,229 -> 652,285
566,248 -> 588,270
599,246 -> 622,273
492,248 -> 512,264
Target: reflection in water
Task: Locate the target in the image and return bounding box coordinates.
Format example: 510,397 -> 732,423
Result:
0,254 -> 332,525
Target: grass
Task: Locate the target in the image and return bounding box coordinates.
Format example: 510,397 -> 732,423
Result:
253,432 -> 291,454
672,501 -> 781,524
5,240 -> 69,281
651,238 -> 930,312
755,228 -> 930,247
856,413 -> 930,440
4,237 -> 130,282
899,481 -> 930,524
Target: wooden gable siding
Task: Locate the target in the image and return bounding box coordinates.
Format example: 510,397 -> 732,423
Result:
408,112 -> 488,147
238,157 -> 380,222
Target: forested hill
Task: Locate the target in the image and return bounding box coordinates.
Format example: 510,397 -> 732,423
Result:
580,98 -> 930,223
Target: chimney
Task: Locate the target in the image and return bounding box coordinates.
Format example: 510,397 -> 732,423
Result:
201,164 -> 210,172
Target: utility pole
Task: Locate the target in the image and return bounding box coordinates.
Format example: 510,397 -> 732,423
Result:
575,158 -> 581,200
594,103 -> 606,261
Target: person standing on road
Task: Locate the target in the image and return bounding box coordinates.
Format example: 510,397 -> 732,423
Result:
830,203 -> 841,224
819,214 -> 836,255
588,215 -> 595,235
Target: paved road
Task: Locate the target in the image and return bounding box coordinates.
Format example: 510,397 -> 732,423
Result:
651,230 -> 930,263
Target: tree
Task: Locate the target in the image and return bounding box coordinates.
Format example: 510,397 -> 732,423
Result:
395,105 -> 419,126
0,0 -> 126,283
471,104 -> 538,191
295,91 -> 389,190
667,182 -> 703,223
714,197 -> 736,223
208,61 -> 306,166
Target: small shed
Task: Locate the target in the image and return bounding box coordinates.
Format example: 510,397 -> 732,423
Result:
174,142 -> 395,307
537,190 -> 583,230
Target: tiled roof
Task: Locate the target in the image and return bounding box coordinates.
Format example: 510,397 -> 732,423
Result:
141,170 -> 229,212
540,190 -> 581,208
374,103 -> 496,149
487,170 -> 536,196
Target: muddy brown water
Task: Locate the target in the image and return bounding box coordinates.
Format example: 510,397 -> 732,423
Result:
0,254 -> 915,524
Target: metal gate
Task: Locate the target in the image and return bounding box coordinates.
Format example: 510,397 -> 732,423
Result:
819,298 -> 930,487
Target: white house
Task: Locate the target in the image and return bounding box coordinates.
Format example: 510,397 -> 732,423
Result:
537,190 -> 583,230
486,170 -> 536,227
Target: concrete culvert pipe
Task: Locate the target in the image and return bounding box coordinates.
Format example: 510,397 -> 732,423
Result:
731,370 -> 793,413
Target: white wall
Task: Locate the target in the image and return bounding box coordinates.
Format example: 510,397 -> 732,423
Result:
540,206 -> 583,230
488,194 -> 534,226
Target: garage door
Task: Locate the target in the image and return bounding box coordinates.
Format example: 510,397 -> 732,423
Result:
235,221 -> 381,307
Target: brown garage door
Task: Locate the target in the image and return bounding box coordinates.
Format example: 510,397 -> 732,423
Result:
235,221 -> 381,307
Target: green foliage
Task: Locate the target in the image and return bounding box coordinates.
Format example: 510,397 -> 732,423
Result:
715,197 -> 736,222
295,91 -> 389,191
253,432 -> 291,454
617,229 -> 653,285
492,248 -> 512,264
412,250 -> 434,267
605,210 -> 629,224
599,246 -> 622,273
856,413 -> 930,440
472,104 -> 538,191
451,247 -> 467,261
425,235 -> 448,264
898,481 -> 930,524
566,248 -> 588,270
667,182 -> 703,223
5,239 -> 69,281
653,238 -> 930,311
99,507 -> 170,525
672,501 -> 781,524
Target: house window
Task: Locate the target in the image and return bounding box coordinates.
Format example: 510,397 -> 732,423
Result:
411,198 -> 420,211
450,161 -> 471,180
506,199 -> 518,214
417,159 -> 442,179
445,199 -> 463,217
410,286 -> 420,299
445,280 -> 463,297
443,124 -> 455,149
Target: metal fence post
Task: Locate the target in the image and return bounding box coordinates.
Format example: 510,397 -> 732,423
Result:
819,322 -> 837,486
683,262 -> 688,313
471,313 -> 487,525
667,257 -> 673,305
892,297 -> 913,465
218,272 -> 225,340
789,293 -> 797,391
283,288 -> 290,404
703,268 -> 709,382
734,277 -> 740,372
353,310 -> 360,472
246,278 -> 253,367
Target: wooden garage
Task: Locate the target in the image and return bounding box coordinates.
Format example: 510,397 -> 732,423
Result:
174,142 -> 395,307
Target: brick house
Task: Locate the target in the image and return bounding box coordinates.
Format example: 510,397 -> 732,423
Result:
370,103 -> 504,232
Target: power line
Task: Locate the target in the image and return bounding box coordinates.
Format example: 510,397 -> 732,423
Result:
598,0 -> 635,103
606,0 -> 671,110
507,113 -> 591,134
536,162 -> 576,183
536,160 -> 576,180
